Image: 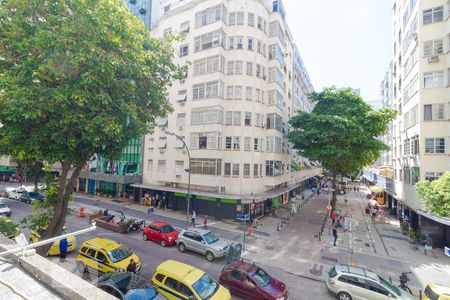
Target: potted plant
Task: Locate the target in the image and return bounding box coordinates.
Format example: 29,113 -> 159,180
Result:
408,228 -> 419,243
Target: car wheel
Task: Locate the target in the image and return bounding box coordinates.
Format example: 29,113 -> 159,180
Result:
160,239 -> 166,247
205,251 -> 214,262
337,292 -> 352,300
178,243 -> 186,252
143,234 -> 148,241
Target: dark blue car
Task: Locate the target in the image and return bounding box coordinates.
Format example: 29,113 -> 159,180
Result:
20,191 -> 44,204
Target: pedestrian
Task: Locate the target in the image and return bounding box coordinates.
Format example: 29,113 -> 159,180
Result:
126,259 -> 137,274
357,187 -> 359,192
332,225 -> 338,246
423,234 -> 433,255
371,206 -> 377,222
331,211 -> 336,224
59,237 -> 68,263
317,189 -> 320,196
203,214 -> 208,228
344,197 -> 348,206
191,210 -> 196,227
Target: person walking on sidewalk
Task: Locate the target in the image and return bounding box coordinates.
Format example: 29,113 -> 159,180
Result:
423,234 -> 433,255
370,206 -> 377,222
344,196 -> 348,206
332,225 -> 338,246
191,210 -> 196,227
203,214 -> 208,228
59,237 -> 68,263
331,211 -> 336,224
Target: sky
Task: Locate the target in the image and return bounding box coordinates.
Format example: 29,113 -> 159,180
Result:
283,0 -> 392,101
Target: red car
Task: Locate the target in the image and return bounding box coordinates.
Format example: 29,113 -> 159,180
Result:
142,221 -> 179,247
219,261 -> 288,300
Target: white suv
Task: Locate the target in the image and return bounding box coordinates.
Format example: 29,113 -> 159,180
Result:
176,227 -> 229,262
326,265 -> 415,300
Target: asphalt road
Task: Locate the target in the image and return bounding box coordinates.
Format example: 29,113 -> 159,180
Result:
1,196 -> 334,300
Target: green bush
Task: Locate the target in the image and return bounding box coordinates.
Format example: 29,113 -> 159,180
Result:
0,217 -> 19,239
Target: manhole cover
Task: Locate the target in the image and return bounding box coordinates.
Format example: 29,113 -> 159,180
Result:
264,245 -> 274,250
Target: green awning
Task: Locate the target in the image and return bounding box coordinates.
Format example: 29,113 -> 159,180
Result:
0,167 -> 16,173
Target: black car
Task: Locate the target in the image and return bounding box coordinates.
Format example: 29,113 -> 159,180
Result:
20,191 -> 44,204
91,272 -> 167,300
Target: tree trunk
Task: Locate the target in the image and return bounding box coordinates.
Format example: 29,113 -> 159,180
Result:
34,176 -> 38,191
331,173 -> 338,211
36,162 -> 82,256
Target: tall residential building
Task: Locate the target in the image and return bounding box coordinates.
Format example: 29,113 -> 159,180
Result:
125,0 -> 160,29
366,0 -> 449,247
133,0 -> 321,219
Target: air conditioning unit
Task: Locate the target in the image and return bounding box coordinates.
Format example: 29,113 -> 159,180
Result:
428,56 -> 439,63
178,126 -> 184,131
218,186 -> 226,194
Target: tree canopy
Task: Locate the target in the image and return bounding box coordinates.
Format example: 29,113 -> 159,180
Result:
0,0 -> 184,252
415,172 -> 450,217
288,88 -> 396,204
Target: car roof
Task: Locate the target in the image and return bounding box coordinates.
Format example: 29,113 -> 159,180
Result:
228,261 -> 258,273
335,264 -> 378,281
156,260 -> 205,285
184,227 -> 210,235
428,283 -> 450,295
83,238 -> 123,252
150,221 -> 169,227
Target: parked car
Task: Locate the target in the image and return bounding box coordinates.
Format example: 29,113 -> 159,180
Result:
422,283 -> 450,300
151,260 -> 231,300
0,201 -> 11,217
76,238 -> 140,274
29,226 -> 77,256
92,271 -> 167,300
176,227 -> 229,262
326,264 -> 415,300
20,191 -> 44,204
219,260 -> 288,300
7,187 -> 27,200
143,221 -> 179,247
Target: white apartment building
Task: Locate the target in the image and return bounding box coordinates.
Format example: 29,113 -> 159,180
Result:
366,0 -> 450,247
133,0 -> 321,219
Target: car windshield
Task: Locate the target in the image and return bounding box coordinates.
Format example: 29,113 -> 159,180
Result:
0,203 -> 7,208
109,273 -> 159,300
160,225 -> 174,234
192,274 -> 219,300
378,275 -> 401,296
108,246 -> 133,263
251,268 -> 271,287
29,192 -> 40,197
203,232 -> 219,244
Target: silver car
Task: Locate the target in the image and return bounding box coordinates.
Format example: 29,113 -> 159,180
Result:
176,227 -> 229,262
0,201 -> 11,217
326,265 -> 416,300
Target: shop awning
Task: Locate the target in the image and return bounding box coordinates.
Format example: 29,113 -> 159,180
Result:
369,186 -> 384,194
0,167 -> 16,173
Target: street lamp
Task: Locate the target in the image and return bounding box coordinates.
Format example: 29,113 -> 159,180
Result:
166,131 -> 191,227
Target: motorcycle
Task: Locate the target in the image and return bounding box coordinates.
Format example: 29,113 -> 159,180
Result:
127,219 -> 145,232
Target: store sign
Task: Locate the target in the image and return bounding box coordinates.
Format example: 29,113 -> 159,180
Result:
445,247 -> 450,257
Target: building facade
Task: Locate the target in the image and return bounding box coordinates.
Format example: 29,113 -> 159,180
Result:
134,0 -> 321,219
366,0 -> 450,247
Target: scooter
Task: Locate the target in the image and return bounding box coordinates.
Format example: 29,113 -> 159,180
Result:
127,219 -> 145,232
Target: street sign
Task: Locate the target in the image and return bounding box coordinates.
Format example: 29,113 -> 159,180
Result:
236,214 -> 250,221
326,205 -> 332,211
445,247 -> 450,257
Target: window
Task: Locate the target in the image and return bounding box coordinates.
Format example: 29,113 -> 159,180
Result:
190,132 -> 221,150
147,159 -> 153,171
254,138 -> 260,151
247,38 -> 253,50
179,44 -> 188,57
266,136 -> 282,153
257,16 -> 263,30
425,172 -> 443,181
236,36 -> 243,49
157,160 -> 166,172
224,163 -> 231,175
193,55 -> 224,76
365,280 -> 390,296
255,113 -> 260,127
163,28 -> 172,36
423,39 -> 443,57
180,21 -> 190,33
245,87 -> 252,100
246,62 -> 253,75
265,160 -> 282,176
158,138 -> 167,149
164,5 -> 171,14
154,273 -> 165,283
226,86 -> 242,99
243,164 -> 250,177
177,113 -> 186,127
233,136 -> 240,150
266,113 -> 283,131
424,103 -> 445,120
191,106 -> 224,125
244,137 -> 251,151
148,138 -> 154,149
411,135 -> 419,155
194,29 -> 225,52
236,12 -> 244,25
232,163 -> 240,176
248,13 -> 254,26
227,61 -> 243,74
256,64 -> 261,77
164,278 -> 179,290
424,71 -> 444,88
175,161 -> 184,174
423,6 -> 443,25
255,89 -> 260,101
195,4 -> 226,28
192,81 -> 223,99
253,164 -> 258,177
225,136 -> 232,149
244,112 -> 251,125
177,90 -> 187,102
190,158 -> 222,175
228,12 -> 236,25
425,138 -> 445,153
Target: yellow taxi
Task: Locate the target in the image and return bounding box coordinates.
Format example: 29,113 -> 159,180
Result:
29,227 -> 77,256
76,238 -> 140,274
423,283 -> 450,300
151,260 -> 231,300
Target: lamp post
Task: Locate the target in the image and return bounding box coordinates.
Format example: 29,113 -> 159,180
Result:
166,131 -> 191,227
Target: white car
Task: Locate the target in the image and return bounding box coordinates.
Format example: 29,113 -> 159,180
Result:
0,201 -> 11,217
6,187 -> 27,200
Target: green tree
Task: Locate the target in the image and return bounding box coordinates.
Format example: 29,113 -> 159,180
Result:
288,88 -> 396,207
415,172 -> 450,217
15,159 -> 45,190
0,0 -> 185,254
